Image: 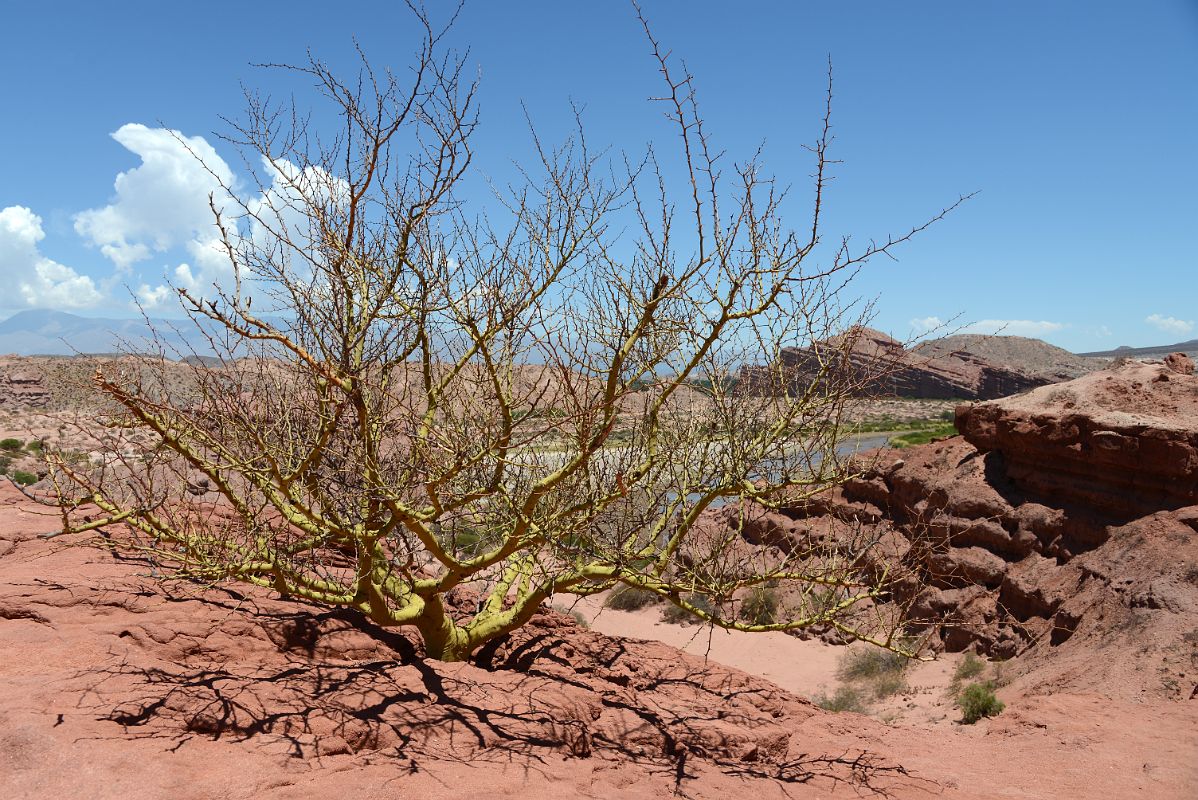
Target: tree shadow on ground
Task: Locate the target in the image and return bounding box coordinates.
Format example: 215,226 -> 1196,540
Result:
63,596 -> 935,797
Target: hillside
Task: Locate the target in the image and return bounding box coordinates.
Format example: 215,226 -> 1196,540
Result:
1080,338 -> 1198,359
913,334 -> 1105,381
740,328 -> 1101,400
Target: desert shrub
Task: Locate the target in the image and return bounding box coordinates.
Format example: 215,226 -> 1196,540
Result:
836,646 -> 911,699
604,585 -> 661,611
0,438 -> 24,452
552,604 -> 589,629
805,586 -> 844,614
10,470 -> 38,486
856,416 -> 955,435
661,593 -> 714,625
43,4 -> 956,665
739,585 -> 780,625
516,406 -> 568,421
837,647 -> 908,682
953,653 -> 987,684
444,527 -> 488,559
870,670 -> 908,699
991,660 -> 1012,687
957,681 -> 1004,724
24,439 -> 43,453
814,685 -> 869,713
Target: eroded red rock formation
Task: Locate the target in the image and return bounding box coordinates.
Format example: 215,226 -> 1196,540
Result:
726,359 -> 1198,698
0,366 -> 50,409
957,358 -> 1198,519
738,327 -> 1063,400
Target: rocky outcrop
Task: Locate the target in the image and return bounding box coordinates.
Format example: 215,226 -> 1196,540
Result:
956,359 -> 1198,520
912,334 -> 1104,382
739,327 -> 1060,400
0,366 -> 50,409
1163,351 -> 1195,375
726,358 -> 1198,698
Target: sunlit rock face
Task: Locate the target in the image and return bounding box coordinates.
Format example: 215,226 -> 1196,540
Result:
737,327 -> 1069,401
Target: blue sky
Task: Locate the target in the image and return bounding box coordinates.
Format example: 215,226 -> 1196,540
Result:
1,1 -> 1195,352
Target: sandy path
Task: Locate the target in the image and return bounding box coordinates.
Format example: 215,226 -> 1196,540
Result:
565,593 -> 964,727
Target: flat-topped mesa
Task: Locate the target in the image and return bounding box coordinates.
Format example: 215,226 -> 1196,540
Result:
738,326 -> 1057,400
956,356 -> 1198,520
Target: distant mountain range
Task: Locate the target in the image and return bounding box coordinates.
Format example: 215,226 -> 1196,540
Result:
0,309 -> 218,357
1079,339 -> 1198,359
3,309 -> 1195,365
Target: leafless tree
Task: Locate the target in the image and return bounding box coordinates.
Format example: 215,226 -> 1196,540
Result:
49,6 -> 960,661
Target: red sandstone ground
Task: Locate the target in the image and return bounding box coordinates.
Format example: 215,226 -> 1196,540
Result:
2,358 -> 1197,798
2,483 -> 1195,798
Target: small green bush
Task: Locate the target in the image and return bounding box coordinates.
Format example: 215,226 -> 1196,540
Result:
805,586 -> 843,614
604,585 -> 661,611
835,646 -> 911,700
814,685 -> 869,713
0,438 -> 24,452
739,586 -> 780,625
24,439 -> 43,452
445,527 -> 487,558
953,653 -> 987,684
517,406 -> 568,421
957,681 -> 1004,724
661,593 -> 714,625
888,422 -> 957,448
837,647 -> 908,682
10,470 -> 38,486
661,604 -> 690,624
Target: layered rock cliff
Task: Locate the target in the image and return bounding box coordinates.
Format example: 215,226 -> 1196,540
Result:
724,356 -> 1198,699
956,358 -> 1198,519
739,327 -> 1072,400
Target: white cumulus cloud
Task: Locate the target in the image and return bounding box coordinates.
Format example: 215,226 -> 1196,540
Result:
135,155 -> 350,310
72,124 -> 246,310
1145,314 -> 1194,337
247,156 -> 351,253
0,206 -> 103,309
74,124 -> 236,271
134,282 -> 173,309
909,317 -> 1064,338
135,237 -> 238,311
12,126 -> 366,314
